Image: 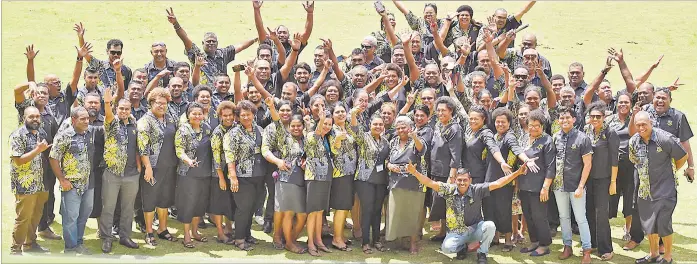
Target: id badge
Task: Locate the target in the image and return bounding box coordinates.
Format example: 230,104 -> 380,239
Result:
376,164 -> 384,172
239,159 -> 253,178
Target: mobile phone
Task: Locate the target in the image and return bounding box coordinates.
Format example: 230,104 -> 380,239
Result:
374,1 -> 385,14
514,24 -> 529,34
337,55 -> 345,63
232,64 -> 246,72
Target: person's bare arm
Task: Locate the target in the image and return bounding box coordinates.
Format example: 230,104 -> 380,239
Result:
235,37 -> 258,54
489,164 -> 528,191
609,47 -> 637,94
144,69 -> 171,98
233,70 -> 243,104
74,23 -> 92,62
113,59 -> 125,103
363,72 -> 387,95
406,162 -> 440,192
71,43 -> 93,95
25,45 -> 38,82
252,0 -> 267,42
514,1 -> 536,22
244,67 -> 272,100
439,16 -> 454,42
300,1 -> 315,44
14,82 -> 32,104
381,11 -> 399,46
584,57 -> 612,106
680,141 -> 693,172
307,60 -> 332,97
391,0 -> 410,15
280,34 -> 302,80
321,39 -> 343,81
429,21 -> 449,56
104,87 -> 115,123
497,32 -> 515,59
267,28 -> 286,66
483,29 -> 503,78
192,55 -> 204,86
12,140 -> 50,165
576,153 -> 592,197
403,34 -> 421,82
634,55 -> 663,91
167,7 -> 194,51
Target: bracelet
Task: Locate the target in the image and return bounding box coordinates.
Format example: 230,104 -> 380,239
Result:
77,56 -> 83,61
542,185 -> 549,190
688,167 -> 695,170
292,49 -> 300,52
173,22 -> 181,30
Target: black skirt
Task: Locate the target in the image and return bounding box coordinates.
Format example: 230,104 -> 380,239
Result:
175,176 -> 210,223
428,176 -> 448,221
330,175 -> 354,210
141,166 -> 177,212
306,180 -> 331,213
208,177 -> 235,219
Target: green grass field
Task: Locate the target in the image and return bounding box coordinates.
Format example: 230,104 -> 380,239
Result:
2,1 -> 697,263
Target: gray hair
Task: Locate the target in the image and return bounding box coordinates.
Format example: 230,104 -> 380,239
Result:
71,106 -> 87,118
394,116 -> 413,127
560,86 -> 575,95
363,36 -> 378,47
203,32 -> 217,40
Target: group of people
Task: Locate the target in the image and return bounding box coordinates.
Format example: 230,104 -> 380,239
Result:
9,1 -> 694,264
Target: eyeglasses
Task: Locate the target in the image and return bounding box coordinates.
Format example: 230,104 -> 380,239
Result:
361,44 -> 373,50
589,114 -> 604,120
109,50 -> 122,56
50,81 -> 62,86
513,74 -> 527,80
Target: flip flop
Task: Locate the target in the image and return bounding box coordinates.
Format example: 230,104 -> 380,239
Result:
193,236 -> 208,243
318,245 -> 333,253
374,242 -> 388,252
362,245 -> 374,254
235,241 -> 254,251
182,240 -> 195,248
272,241 -> 285,250
285,245 -> 306,254
530,248 -> 550,257
331,243 -> 352,252
145,233 -> 157,246
157,230 -> 178,242
308,247 -> 321,257
502,244 -> 515,252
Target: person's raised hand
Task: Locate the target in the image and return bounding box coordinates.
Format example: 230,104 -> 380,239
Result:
290,33 -> 302,50
157,69 -> 171,78
667,77 -> 684,91
112,58 -> 123,70
252,0 -> 263,9
24,45 -> 39,60
603,56 -> 614,73
166,7 -> 178,24
303,1 -> 315,13
264,96 -> 275,108
104,86 -> 114,103
266,27 -> 278,41
320,38 -> 333,50
73,22 -> 86,38
76,42 -> 93,59
607,47 -> 623,62
651,54 -> 664,69
195,55 -> 207,67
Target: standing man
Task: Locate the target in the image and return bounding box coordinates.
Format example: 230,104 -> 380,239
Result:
145,42 -> 177,88
166,7 -> 257,85
567,62 -> 587,100
49,106 -> 101,255
253,0 -> 314,61
75,23 -> 133,89
476,1 -> 536,49
629,111 -> 688,264
547,106 -> 593,264
9,106 -> 52,255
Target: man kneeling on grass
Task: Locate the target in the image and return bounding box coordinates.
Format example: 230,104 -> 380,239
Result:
406,161 -> 531,264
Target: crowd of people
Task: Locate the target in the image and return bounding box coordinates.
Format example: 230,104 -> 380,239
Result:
9,1 -> 694,264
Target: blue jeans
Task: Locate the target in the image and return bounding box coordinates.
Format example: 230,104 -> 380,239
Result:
554,190 -> 591,250
60,188 -> 94,250
441,221 -> 496,255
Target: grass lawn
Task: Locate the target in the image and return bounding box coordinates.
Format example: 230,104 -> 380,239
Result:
2,1 -> 697,263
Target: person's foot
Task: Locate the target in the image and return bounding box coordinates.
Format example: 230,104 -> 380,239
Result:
112,225 -> 120,236
477,252 -> 488,264
558,245 -> 572,260
25,242 -> 50,253
623,226 -> 632,241
144,233 -> 157,246
455,246 -> 467,260
624,241 -> 640,250
263,221 -> 272,234
75,244 -> 93,255
10,248 -> 22,255
658,257 -> 673,264
601,252 -> 614,261
198,221 -> 207,229
659,244 -> 665,254
635,255 -> 661,264
582,249 -> 592,264
39,228 -> 62,240
120,237 -> 139,249
102,239 -> 113,253
254,215 -> 265,226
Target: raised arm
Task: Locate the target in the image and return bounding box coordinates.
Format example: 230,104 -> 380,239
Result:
483,29 -> 504,78
25,45 -> 39,82
321,38 -> 343,81
73,23 -> 91,62
489,163 -> 529,191
514,1 -> 536,22
403,33 -> 421,82
280,33 -> 302,79
14,82 -> 32,104
192,55 -> 205,86
252,0 -> 267,42
497,32 -> 515,59
244,66 -> 272,100
608,47 -> 636,94
234,37 -> 258,54
391,0 -> 410,16
381,10 -> 399,46
71,43 -> 93,95
112,58 -> 125,103
400,91 -> 416,115
233,68 -> 243,104
406,162 -> 441,192
167,7 -> 194,51
267,27 -> 286,65
429,21 -> 449,56
438,14 -> 455,42
144,69 -> 171,98
634,55 -> 663,91
584,57 -> 613,106
535,59 -> 556,108
314,104 -> 326,135
300,1 -> 315,44
103,87 -> 115,123
307,60 -> 331,97
363,71 -> 387,95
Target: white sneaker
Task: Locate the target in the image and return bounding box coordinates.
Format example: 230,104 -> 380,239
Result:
254,215 -> 265,226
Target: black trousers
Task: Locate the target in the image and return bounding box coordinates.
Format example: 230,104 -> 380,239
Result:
483,185 -> 513,234
254,170 -> 275,222
520,190 -> 552,246
38,167 -> 56,231
610,159 -> 635,218
586,178 -> 613,254
233,176 -> 265,240
355,181 -> 387,246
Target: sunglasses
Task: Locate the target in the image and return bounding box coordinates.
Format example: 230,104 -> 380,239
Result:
151,42 -> 166,47
109,50 -> 122,56
513,74 -> 527,80
589,114 -> 604,120
361,44 -> 373,49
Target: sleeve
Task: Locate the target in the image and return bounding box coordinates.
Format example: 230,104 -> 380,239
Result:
48,133 -> 67,161
136,118 -> 151,156
15,99 -> 32,117
221,45 -> 237,65
447,125 -> 463,169
211,130 -> 225,170
174,126 -> 187,159
87,57 -> 104,71
580,134 -> 594,156
482,130 -> 501,155
261,125 -> 275,158
608,129 -> 620,167
667,134 -> 688,161
436,181 -> 456,197
405,11 -> 421,31
628,137 -> 639,165
678,114 -> 694,143
223,129 -> 237,164
9,132 -> 25,157
185,43 -> 202,64
544,138 -> 557,179
473,183 -> 492,199
508,134 -> 524,156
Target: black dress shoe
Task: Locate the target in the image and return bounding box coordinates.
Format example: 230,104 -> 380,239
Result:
25,242 -> 50,253
456,246 -> 468,260
102,239 -> 113,253
263,221 -> 273,234
636,255 -> 661,264
120,237 -> 139,249
198,221 -> 208,229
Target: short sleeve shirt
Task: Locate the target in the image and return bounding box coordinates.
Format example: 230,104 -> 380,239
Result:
552,128 -> 593,192
9,126 -> 47,195
437,181 -> 490,232
629,128 -> 686,201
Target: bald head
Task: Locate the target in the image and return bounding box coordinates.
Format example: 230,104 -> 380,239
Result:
635,111 -> 650,122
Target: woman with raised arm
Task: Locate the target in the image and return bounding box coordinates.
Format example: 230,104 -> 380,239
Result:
209,101 -> 236,245
328,102 -> 357,251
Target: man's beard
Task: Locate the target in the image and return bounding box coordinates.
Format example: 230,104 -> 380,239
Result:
25,121 -> 40,131
88,109 -> 99,118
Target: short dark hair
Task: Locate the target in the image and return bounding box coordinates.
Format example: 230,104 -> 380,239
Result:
492,107 -> 514,124
257,43 -> 273,56
134,68 -> 146,75
236,100 -> 257,116
456,5 -> 473,16
319,80 -> 343,101
214,73 -> 230,83
469,105 -> 489,124
193,84 -> 213,99
424,2 -> 438,14
351,48 -> 365,56
586,100 -> 608,116
84,67 -> 99,76
434,96 -> 457,113
550,74 -> 566,83
384,63 -> 403,79
174,61 -> 191,72
392,44 -> 405,54
556,105 -> 577,119
414,104 -> 430,117
106,39 -> 124,50
528,108 -> 547,126
186,102 -> 205,117
293,62 -> 312,75
654,87 -> 672,99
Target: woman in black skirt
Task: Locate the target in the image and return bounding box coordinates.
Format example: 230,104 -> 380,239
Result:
210,101 -> 236,244
224,100 -> 267,251
174,102 -> 213,248
328,102 -> 357,251
263,98 -> 308,254
351,106 -> 390,254
137,87 -> 179,246
304,106 -> 334,257
485,107 -> 539,251
518,109 -> 555,256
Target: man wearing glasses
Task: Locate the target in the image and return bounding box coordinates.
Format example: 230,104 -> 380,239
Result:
361,36 -> 385,71
75,23 -> 133,90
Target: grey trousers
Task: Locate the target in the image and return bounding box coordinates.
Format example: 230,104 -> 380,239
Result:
99,170 -> 139,239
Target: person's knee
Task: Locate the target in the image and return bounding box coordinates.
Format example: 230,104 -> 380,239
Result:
441,238 -> 461,254
482,221 -> 496,235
